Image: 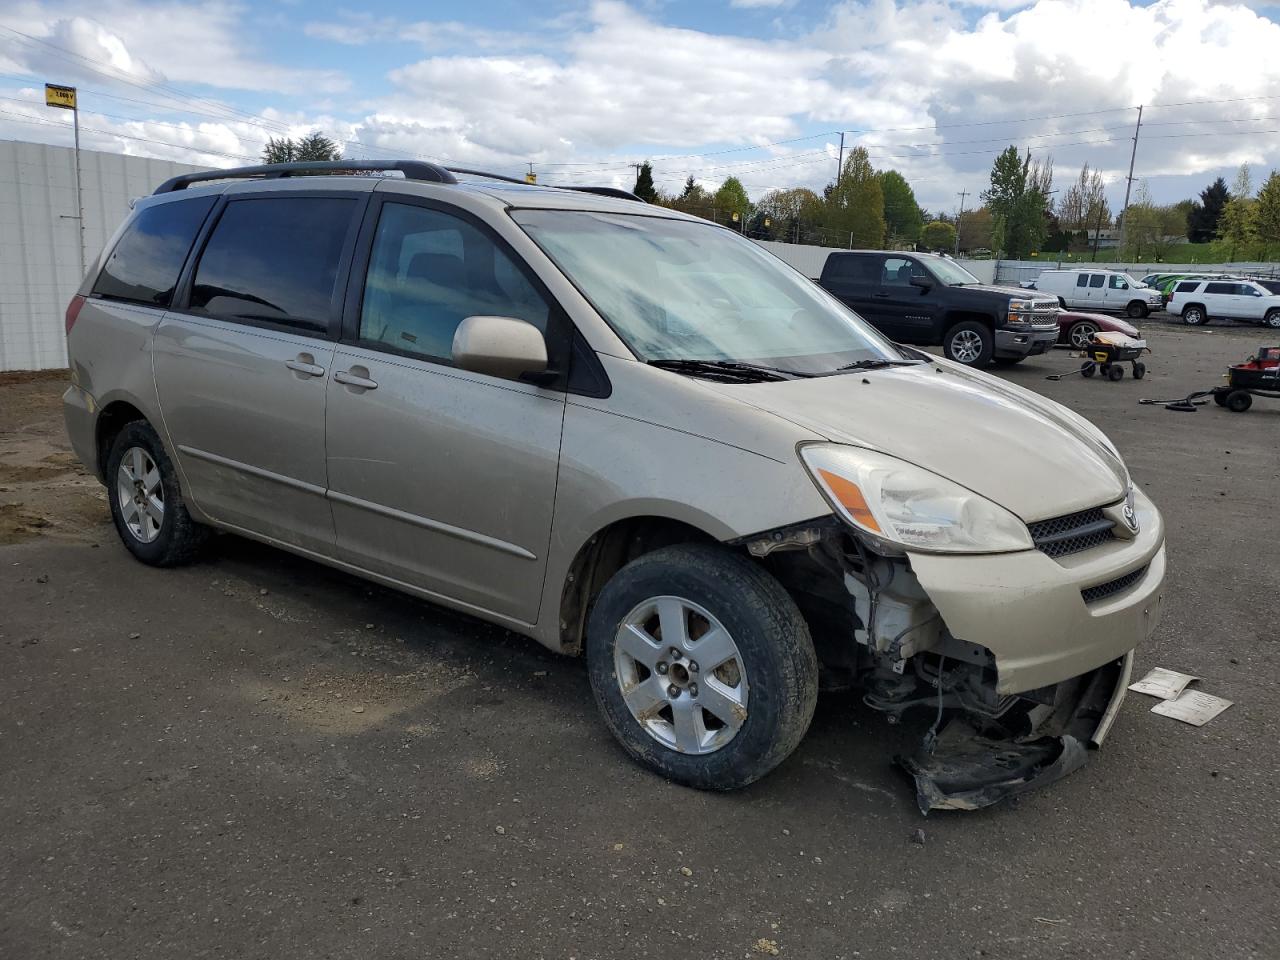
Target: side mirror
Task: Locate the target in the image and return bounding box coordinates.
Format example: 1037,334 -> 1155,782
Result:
452,315 -> 548,382
909,275 -> 933,291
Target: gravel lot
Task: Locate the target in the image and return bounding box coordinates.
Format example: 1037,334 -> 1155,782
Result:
2,321 -> 1277,959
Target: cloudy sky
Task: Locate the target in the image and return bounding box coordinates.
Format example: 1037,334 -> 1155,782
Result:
1,0 -> 1278,214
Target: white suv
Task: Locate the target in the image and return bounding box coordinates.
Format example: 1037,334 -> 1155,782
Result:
1168,278 -> 1280,328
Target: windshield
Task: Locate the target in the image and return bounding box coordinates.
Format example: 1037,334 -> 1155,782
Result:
512,210 -> 903,375
925,257 -> 981,286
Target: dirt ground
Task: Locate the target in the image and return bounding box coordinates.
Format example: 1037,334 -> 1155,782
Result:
1,322 -> 1278,959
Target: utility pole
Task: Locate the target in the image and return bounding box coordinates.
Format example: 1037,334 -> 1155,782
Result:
836,132 -> 845,187
1117,105 -> 1143,256
954,189 -> 968,257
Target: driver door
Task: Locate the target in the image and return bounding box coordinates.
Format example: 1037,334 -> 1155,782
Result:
324,196 -> 569,624
875,256 -> 936,342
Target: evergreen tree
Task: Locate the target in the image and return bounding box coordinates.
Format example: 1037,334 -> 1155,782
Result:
1186,177 -> 1230,243
632,162 -> 659,203
982,146 -> 1048,258
262,132 -> 342,164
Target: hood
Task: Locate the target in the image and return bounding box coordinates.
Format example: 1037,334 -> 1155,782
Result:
707,363 -> 1127,522
951,283 -> 1044,299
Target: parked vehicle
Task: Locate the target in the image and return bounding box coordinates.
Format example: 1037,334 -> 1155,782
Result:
1167,278 -> 1280,328
63,160 -> 1166,810
1034,269 -> 1164,318
1247,277 -> 1280,296
1056,310 -> 1140,350
817,252 -> 1059,367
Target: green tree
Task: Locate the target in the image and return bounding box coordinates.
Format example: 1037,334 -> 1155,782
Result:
1217,164 -> 1258,259
919,220 -> 957,252
262,131 -> 343,164
1120,182 -> 1165,259
713,176 -> 752,229
632,161 -> 659,203
957,206 -> 995,253
1187,177 -> 1230,243
756,187 -> 824,243
982,146 -> 1048,258
666,176 -> 711,218
1254,170 -> 1280,258
878,170 -> 923,245
823,147 -> 885,249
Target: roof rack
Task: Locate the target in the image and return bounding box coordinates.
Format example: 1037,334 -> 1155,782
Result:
153,160 -> 457,194
153,159 -> 646,203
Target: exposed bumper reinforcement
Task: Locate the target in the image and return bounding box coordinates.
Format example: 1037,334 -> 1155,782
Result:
897,650 -> 1133,814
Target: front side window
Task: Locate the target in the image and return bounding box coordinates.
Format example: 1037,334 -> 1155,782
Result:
514,210 -> 901,374
190,197 -> 357,332
1088,274 -> 1105,288
93,197 -> 215,306
1108,275 -> 1129,290
881,257 -> 924,286
358,202 -> 551,362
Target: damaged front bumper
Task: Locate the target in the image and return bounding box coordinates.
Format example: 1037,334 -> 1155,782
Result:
899,650 -> 1133,814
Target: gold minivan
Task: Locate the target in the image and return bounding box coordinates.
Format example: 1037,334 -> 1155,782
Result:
63,161 -> 1165,812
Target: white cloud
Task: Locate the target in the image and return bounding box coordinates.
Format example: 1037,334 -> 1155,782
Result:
2,0 -> 1278,213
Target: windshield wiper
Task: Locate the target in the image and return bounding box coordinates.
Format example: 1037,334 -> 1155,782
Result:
646,359 -> 815,381
836,358 -> 926,371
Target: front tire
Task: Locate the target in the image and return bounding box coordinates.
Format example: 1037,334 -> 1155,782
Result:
1182,305 -> 1208,326
942,321 -> 994,367
1126,301 -> 1149,319
106,421 -> 209,566
586,544 -> 818,791
1226,390 -> 1253,413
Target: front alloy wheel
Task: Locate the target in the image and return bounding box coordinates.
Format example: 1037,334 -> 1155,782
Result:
614,597 -> 748,755
586,543 -> 818,791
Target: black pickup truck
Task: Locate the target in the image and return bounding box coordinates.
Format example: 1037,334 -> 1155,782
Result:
816,251 -> 1059,367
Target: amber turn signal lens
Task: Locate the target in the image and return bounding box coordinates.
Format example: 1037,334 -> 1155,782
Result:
817,469 -> 881,533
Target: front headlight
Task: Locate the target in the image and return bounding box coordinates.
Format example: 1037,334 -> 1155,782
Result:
799,444 -> 1034,554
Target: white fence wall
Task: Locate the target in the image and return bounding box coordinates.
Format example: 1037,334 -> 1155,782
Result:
0,141 -> 206,372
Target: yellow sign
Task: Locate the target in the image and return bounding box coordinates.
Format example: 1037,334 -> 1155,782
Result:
524,172 -> 537,184
45,84 -> 77,110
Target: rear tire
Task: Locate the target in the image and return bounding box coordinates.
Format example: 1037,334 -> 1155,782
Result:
585,543 -> 818,791
1265,309 -> 1280,329
1226,391 -> 1253,413
106,421 -> 209,567
1107,364 -> 1125,381
1132,362 -> 1146,380
942,321 -> 994,367
1182,305 -> 1208,326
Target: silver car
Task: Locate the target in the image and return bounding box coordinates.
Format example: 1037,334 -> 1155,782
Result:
63,161 -> 1166,811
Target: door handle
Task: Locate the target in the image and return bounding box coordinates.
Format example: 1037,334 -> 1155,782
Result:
872,292 -> 890,299
334,368 -> 378,391
285,355 -> 326,377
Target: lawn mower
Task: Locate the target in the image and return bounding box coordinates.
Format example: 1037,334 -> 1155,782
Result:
1139,346 -> 1280,412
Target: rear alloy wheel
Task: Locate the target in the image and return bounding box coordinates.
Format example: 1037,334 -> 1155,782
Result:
1067,320 -> 1100,349
106,421 -> 209,566
1265,309 -> 1280,329
942,322 -> 994,366
586,543 -> 818,791
1126,301 -> 1149,319
1182,305 -> 1208,326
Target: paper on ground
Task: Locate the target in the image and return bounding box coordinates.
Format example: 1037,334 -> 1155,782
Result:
1151,690 -> 1233,726
1128,667 -> 1198,700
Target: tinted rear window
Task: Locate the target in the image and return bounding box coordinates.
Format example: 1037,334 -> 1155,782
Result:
1204,282 -> 1235,294
190,197 -> 357,332
93,197 -> 215,306
824,255 -> 875,282
1175,281 -> 1199,293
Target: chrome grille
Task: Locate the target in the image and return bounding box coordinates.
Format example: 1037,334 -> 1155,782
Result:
1081,565 -> 1148,604
1028,507 -> 1116,559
